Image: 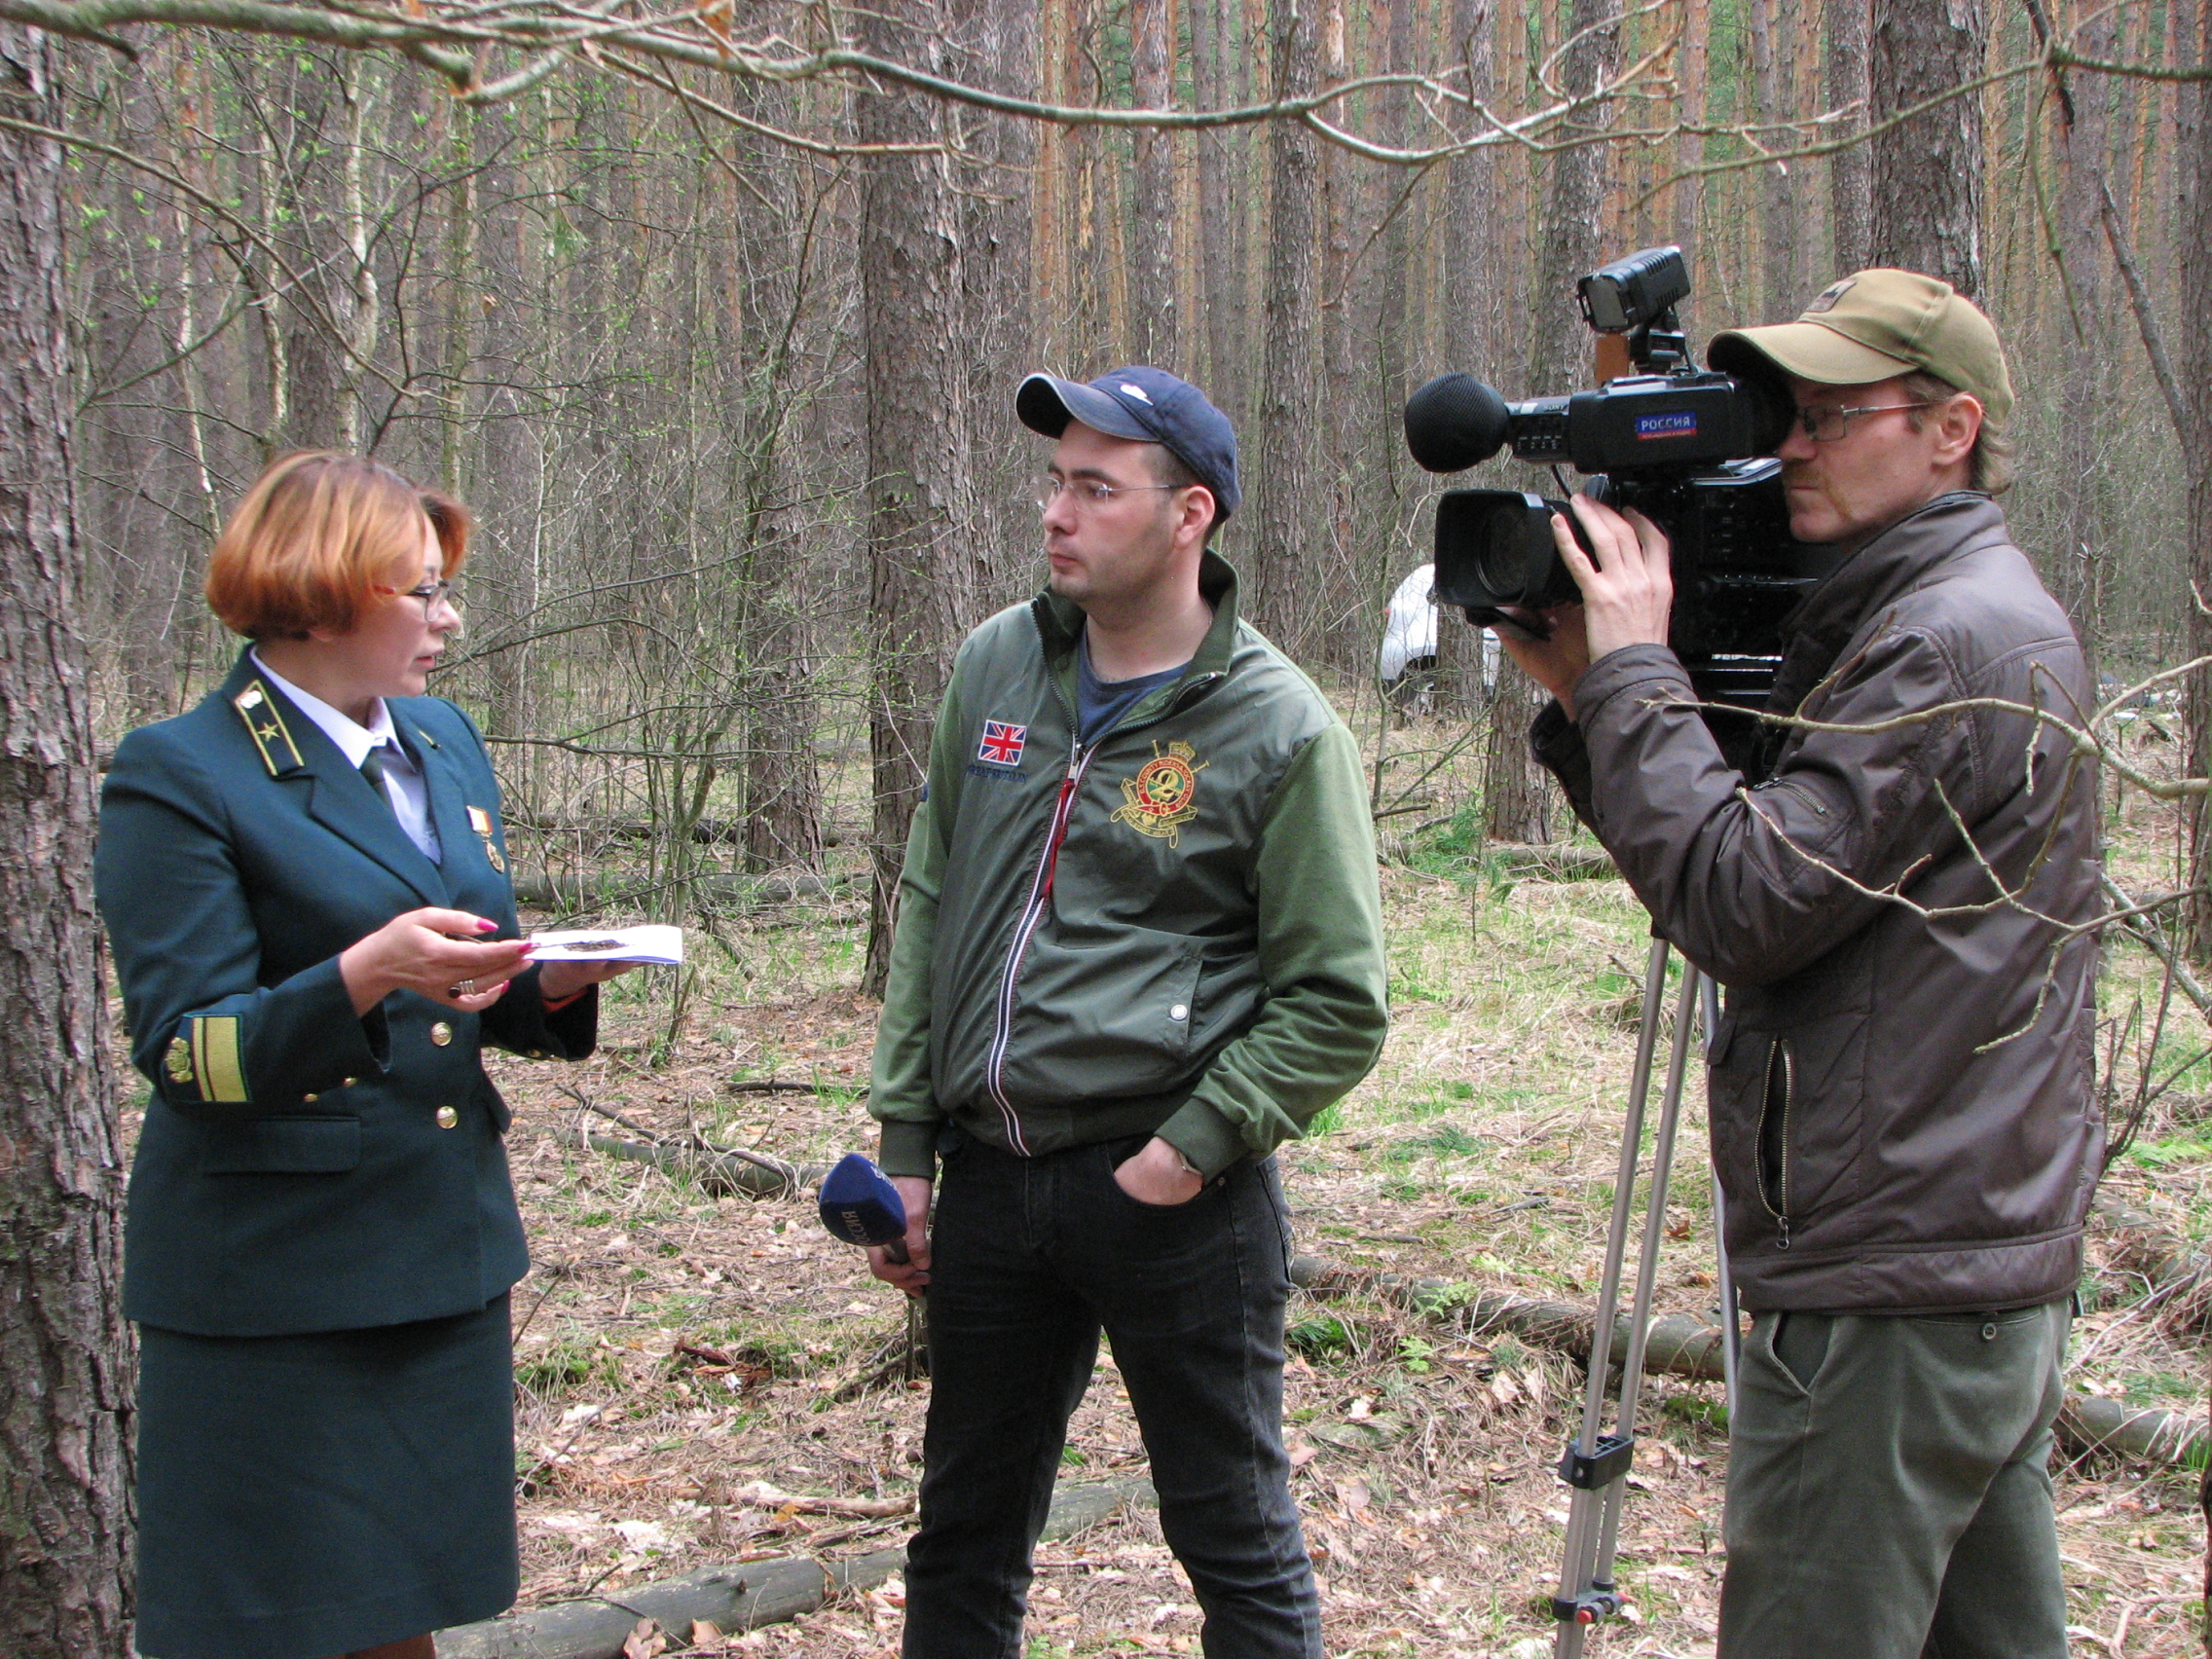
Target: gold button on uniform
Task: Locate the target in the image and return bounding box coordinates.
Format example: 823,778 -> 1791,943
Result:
302,1092 -> 318,1104
342,1077 -> 357,1088
435,1106 -> 459,1129
430,1021 -> 454,1047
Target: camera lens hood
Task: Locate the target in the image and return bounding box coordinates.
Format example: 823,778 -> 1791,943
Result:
1403,374 -> 1512,473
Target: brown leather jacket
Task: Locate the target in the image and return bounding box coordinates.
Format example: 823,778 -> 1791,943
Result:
1533,493 -> 2102,1312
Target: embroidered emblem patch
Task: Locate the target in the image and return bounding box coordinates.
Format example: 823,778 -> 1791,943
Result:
1803,276 -> 1856,315
165,1035 -> 195,1087
977,720 -> 1027,766
1112,740 -> 1208,847
467,804 -> 506,873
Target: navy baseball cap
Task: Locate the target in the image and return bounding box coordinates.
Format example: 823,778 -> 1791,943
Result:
1016,366 -> 1241,520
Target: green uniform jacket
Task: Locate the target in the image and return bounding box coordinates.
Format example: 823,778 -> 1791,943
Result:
97,652 -> 595,1338
870,553 -> 1388,1182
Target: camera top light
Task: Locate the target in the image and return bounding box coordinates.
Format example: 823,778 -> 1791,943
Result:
1576,246 -> 1691,335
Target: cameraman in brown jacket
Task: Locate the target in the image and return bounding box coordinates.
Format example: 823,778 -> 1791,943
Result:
1502,271 -> 2101,1659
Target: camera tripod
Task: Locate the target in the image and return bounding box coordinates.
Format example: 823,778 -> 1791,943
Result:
1548,935 -> 1741,1657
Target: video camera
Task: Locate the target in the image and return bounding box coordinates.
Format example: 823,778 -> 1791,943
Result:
1402,246 -> 1832,710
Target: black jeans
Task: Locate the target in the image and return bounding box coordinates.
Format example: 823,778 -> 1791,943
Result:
902,1130 -> 1322,1659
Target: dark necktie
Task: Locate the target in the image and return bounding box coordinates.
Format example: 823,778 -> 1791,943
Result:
359,741 -> 398,812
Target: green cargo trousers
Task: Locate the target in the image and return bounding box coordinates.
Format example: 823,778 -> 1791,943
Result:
1717,1299 -> 2071,1659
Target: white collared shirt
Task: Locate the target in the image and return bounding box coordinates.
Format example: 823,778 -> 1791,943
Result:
250,649 -> 442,864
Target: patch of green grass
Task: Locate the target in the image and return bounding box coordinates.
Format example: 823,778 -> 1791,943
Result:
2128,1125 -> 2212,1168
1287,1311 -> 1354,1361
516,1332 -> 616,1396
1386,1123 -> 1482,1161
2123,1370 -> 2203,1408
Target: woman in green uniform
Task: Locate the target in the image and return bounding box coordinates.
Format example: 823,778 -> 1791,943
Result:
96,452 -> 629,1659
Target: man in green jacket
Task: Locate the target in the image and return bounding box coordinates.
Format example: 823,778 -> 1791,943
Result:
867,366 -> 1388,1658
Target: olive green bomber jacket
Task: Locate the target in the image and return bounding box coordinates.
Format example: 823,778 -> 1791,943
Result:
870,553 -> 1388,1182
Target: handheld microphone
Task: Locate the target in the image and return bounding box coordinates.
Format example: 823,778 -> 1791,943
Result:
818,1152 -> 911,1265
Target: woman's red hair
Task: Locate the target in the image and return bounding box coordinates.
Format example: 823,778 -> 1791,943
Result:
205,452 -> 469,640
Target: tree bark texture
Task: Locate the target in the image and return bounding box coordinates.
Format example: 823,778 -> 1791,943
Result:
1525,0 -> 1615,394
1127,0 -> 1177,367
1497,0 -> 1615,844
1246,0 -> 1322,656
2177,0 -> 2212,977
2048,10 -> 2117,680
1825,0 -> 1872,274
859,2 -> 978,996
1869,0 -> 1987,297
0,25 -> 133,1659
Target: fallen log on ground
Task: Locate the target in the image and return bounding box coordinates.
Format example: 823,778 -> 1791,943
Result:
2090,1193 -> 2212,1335
433,1475 -> 1157,1659
1289,1252 -> 2208,1469
579,1132 -> 828,1201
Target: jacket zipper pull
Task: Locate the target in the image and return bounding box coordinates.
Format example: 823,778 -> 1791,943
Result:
1775,1215 -> 1790,1252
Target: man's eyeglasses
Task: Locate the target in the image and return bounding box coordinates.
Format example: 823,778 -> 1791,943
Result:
1035,476 -> 1188,513
1792,400 -> 1941,443
373,577 -> 462,617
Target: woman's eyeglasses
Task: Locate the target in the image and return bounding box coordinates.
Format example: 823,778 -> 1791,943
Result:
373,578 -> 462,617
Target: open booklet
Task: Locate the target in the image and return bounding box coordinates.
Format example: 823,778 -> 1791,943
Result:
525,924 -> 684,966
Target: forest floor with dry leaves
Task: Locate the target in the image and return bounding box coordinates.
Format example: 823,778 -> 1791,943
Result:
427,773 -> 2212,1659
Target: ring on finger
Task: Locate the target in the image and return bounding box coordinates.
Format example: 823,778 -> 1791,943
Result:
451,977 -> 477,997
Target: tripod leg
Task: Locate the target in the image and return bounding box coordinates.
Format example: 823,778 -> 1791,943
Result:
1698,975 -> 1742,1413
1588,961 -> 1703,1610
1551,936 -> 1673,1658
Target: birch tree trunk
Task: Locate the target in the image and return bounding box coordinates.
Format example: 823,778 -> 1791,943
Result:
0,25 -> 132,1657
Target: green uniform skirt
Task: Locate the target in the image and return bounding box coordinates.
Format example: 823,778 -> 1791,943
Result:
135,1293 -> 518,1659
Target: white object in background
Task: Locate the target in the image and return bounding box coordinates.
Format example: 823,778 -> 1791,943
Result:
1379,562 -> 1498,691
526,924 -> 684,966
1380,563 -> 1439,682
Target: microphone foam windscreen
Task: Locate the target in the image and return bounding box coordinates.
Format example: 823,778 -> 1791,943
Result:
1404,374 -> 1511,473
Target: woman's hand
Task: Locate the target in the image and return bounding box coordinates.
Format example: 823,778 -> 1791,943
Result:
338,908 -> 533,1016
536,959 -> 635,1002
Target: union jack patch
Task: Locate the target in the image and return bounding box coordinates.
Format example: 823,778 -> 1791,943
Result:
977,719 -> 1028,766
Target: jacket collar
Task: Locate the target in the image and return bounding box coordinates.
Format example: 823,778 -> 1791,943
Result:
1769,492 -> 2009,717
216,650 -> 448,906
1034,548 -> 1242,681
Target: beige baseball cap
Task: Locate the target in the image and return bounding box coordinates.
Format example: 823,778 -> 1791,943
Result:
1707,269 -> 2013,425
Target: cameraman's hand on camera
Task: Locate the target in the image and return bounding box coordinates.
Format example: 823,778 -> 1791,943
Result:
1494,604 -> 1593,718
1551,495 -> 1674,664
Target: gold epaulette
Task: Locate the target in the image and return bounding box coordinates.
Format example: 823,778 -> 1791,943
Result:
232,680 -> 304,776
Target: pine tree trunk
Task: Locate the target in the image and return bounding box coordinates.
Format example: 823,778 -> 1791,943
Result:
2176,0 -> 2212,975
0,26 -> 133,1658
1825,0 -> 1872,273
1128,0 -> 1178,365
1247,0 -> 1322,654
1495,0 -> 1616,845
1868,0 -> 1986,295
2048,11 -> 2116,682
859,1 -> 978,996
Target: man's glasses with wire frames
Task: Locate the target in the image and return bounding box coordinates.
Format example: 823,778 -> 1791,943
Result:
372,577 -> 462,617
1035,476 -> 1190,513
1791,400 -> 1941,442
